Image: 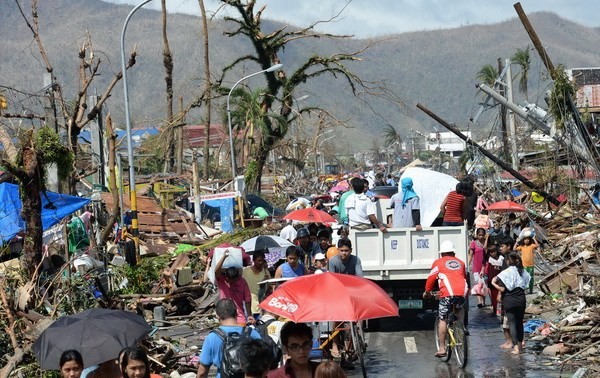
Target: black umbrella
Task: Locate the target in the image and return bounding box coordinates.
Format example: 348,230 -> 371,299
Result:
240,235 -> 293,253
33,308 -> 152,370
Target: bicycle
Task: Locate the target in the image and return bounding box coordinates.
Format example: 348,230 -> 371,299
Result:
318,321 -> 367,377
431,292 -> 468,368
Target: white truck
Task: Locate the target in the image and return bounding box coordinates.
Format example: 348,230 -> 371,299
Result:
350,200 -> 469,325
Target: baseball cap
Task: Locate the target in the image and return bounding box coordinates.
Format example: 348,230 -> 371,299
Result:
314,253 -> 326,261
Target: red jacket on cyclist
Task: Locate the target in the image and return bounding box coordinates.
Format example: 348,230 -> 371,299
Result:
425,241 -> 468,298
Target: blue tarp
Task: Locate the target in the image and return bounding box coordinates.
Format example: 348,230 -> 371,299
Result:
0,183 -> 91,244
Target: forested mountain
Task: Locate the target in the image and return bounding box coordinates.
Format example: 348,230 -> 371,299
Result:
2,0 -> 600,148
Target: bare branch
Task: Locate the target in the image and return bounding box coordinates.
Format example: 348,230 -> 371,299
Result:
15,0 -> 53,73
1,113 -> 45,120
78,50 -> 138,130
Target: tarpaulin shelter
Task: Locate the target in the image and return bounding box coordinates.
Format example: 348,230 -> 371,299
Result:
400,167 -> 459,227
0,183 -> 90,244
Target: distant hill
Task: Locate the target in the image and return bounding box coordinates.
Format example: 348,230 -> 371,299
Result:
2,0 -> 600,149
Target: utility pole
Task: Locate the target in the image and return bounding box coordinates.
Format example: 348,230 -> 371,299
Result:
505,59 -> 519,170
176,96 -> 185,174
417,102 -> 560,206
498,58 -> 512,165
192,151 -> 201,224
514,2 -> 600,173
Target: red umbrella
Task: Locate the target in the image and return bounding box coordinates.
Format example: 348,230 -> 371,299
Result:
283,207 -> 336,223
486,200 -> 527,213
259,272 -> 399,322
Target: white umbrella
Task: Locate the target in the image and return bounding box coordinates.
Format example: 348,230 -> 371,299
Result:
400,167 -> 458,227
240,235 -> 294,253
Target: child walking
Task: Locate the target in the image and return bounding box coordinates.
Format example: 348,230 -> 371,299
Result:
485,243 -> 504,316
469,228 -> 488,308
515,235 -> 538,294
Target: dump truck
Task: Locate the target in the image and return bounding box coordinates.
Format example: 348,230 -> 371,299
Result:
349,200 -> 469,327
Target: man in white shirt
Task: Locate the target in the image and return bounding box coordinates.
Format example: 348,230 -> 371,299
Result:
279,220 -> 297,242
345,177 -> 387,232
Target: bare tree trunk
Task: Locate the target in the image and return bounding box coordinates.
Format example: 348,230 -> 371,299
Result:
3,130 -> 44,277
101,115 -> 119,243
253,138 -> 273,194
198,0 -> 212,179
161,0 -> 175,173
0,123 -> 17,158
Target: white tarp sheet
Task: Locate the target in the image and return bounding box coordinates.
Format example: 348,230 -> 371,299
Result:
400,167 -> 458,227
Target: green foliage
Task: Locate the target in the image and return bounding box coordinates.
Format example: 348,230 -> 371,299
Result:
137,134 -> 166,175
548,65 -> 575,130
35,126 -> 74,181
477,65 -> 498,86
113,255 -> 169,295
382,124 -> 403,148
245,160 -> 259,192
53,274 -> 98,315
511,46 -> 531,96
417,150 -> 433,161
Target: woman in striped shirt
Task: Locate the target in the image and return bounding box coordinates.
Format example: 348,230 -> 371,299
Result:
440,183 -> 466,226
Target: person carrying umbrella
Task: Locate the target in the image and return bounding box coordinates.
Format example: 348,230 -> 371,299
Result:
327,238 -> 363,365
59,350 -> 83,378
119,347 -> 161,378
267,322 -> 319,378
242,251 -> 272,318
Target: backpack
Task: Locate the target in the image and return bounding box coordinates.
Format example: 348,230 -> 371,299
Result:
212,326 -> 253,378
253,318 -> 283,369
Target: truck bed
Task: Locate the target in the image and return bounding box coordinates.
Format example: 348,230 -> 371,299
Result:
350,225 -> 469,281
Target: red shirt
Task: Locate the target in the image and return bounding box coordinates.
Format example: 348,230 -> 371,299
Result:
425,255 -> 468,298
267,360 -> 319,378
443,191 -> 464,223
216,275 -> 252,324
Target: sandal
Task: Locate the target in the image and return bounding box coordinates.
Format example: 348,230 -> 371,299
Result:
434,351 -> 447,358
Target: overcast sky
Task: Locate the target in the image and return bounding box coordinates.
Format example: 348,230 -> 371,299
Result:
105,0 -> 598,38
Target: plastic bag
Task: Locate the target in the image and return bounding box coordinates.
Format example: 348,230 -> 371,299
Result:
470,280 -> 489,297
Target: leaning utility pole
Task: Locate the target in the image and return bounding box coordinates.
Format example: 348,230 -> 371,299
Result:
514,2 -> 600,173
416,103 -> 560,206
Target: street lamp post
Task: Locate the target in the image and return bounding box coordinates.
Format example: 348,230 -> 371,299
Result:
316,134 -> 335,175
120,0 -> 153,259
226,63 -> 283,178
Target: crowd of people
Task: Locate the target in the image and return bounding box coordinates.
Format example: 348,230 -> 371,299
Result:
52,168 -> 596,377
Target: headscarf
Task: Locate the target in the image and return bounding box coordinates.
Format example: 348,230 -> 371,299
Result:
400,177 -> 418,208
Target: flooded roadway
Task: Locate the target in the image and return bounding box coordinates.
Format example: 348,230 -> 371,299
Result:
346,300 -> 573,378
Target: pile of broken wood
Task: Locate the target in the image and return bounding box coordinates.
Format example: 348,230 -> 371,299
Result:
525,222 -> 600,374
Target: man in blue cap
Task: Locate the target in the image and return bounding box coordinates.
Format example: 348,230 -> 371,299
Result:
390,177 -> 422,230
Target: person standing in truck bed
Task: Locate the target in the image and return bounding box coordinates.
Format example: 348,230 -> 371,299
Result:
390,177 -> 422,230
345,177 -> 387,232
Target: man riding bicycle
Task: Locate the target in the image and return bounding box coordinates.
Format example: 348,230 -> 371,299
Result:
423,240 -> 469,358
